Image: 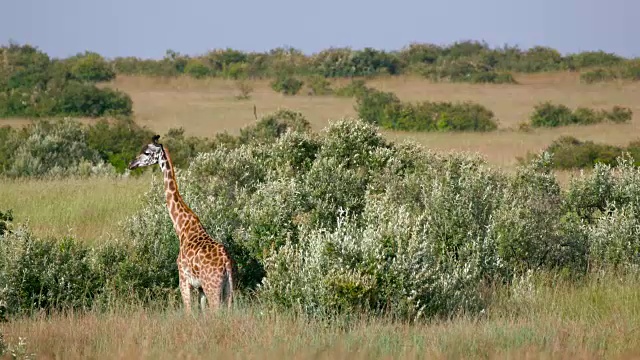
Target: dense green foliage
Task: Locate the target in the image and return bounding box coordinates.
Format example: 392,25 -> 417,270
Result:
3,118 -> 640,321
0,118 -> 219,176
0,109 -> 313,177
65,51 -> 116,83
355,87 -> 498,131
32,40 -> 630,84
522,136 -> 640,169
0,44 -> 132,118
529,102 -> 632,127
270,75 -> 304,95
580,60 -> 640,83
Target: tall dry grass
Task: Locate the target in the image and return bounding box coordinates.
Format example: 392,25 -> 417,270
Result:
108,73 -> 640,169
2,273 -> 639,359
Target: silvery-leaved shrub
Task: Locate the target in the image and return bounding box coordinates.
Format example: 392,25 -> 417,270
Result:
111,176 -> 181,302
121,116 -> 633,319
239,108 -> 312,145
588,204 -> 640,271
0,225 -> 101,315
569,155 -> 640,270
488,153 -> 588,277
7,119 -> 105,177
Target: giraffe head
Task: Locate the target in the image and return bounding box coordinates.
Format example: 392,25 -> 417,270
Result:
128,135 -> 164,170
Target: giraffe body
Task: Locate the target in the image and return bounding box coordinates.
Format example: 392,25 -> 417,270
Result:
129,135 -> 234,312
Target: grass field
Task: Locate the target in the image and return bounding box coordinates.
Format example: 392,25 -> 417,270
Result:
2,274 -> 639,359
105,72 -> 640,169
2,73 -> 640,359
0,175 -> 150,243
3,72 -> 638,169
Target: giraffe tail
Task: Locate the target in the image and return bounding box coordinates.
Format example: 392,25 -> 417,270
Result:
225,259 -> 234,309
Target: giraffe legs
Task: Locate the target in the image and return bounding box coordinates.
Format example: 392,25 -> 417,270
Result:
178,268 -> 193,313
201,275 -> 223,312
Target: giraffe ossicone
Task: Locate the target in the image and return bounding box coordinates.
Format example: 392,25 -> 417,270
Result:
129,135 -> 234,312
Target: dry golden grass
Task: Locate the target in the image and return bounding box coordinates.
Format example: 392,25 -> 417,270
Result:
1,72 -> 638,169
3,274 -> 640,359
101,72 -> 640,169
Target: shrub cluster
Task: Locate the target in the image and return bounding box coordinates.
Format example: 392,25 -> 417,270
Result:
6,118 -> 640,321
521,136 -> 640,170
355,87 -> 498,132
0,108 -> 316,177
270,75 -> 304,95
580,60 -> 640,84
333,79 -> 369,98
0,44 -> 132,118
417,58 -> 517,84
93,41 -> 636,83
122,130 -> 640,319
529,102 -> 632,127
0,118 -> 214,176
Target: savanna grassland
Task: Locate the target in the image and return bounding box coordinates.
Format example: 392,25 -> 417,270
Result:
2,43 -> 640,359
107,73 -> 640,168
4,72 -> 639,239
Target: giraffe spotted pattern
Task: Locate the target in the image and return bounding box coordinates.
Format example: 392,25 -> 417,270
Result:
129,135 -> 234,312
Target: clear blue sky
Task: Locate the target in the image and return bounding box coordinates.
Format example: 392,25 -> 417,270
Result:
1,0 -> 637,59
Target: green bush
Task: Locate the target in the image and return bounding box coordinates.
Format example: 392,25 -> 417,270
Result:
524,136 -> 640,171
564,156 -> 640,269
310,47 -> 400,77
5,119 -> 106,177
124,119 -> 591,320
184,59 -> 211,79
354,88 -> 402,126
580,68 -> 617,83
581,60 -> 640,84
333,79 -> 369,97
544,136 -> 623,169
355,88 -> 498,132
530,102 -> 632,127
271,75 -> 304,95
620,60 -> 640,80
0,226 -> 102,314
0,43 -> 133,118
530,102 -> 574,127
573,107 -> 606,125
86,118 -> 154,173
239,108 -> 312,144
565,51 -> 624,70
53,82 -> 133,117
5,40 -> 637,82
68,52 -> 116,83
604,105 -> 633,123
5,118 -> 640,320
0,117 -> 222,177
306,75 -> 333,95
421,58 -> 517,84
469,71 -> 517,84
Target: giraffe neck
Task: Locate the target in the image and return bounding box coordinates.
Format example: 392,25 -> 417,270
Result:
159,146 -> 199,236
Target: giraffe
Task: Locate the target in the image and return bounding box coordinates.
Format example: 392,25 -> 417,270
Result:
128,135 -> 234,312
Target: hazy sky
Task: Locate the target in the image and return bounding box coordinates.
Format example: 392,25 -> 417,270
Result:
1,0 -> 637,59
